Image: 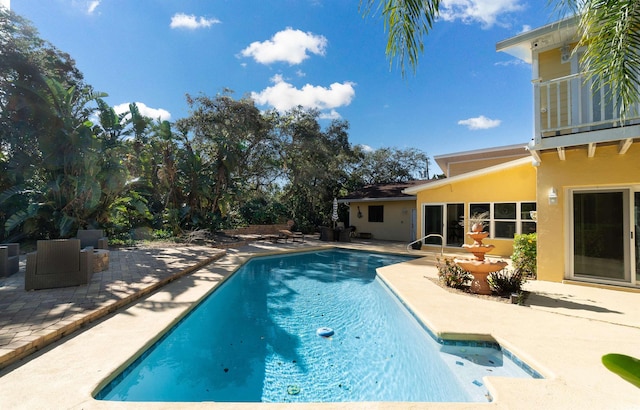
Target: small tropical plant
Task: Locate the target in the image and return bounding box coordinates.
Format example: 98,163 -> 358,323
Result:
468,211 -> 489,232
512,233 -> 537,279
436,257 -> 472,289
487,268 -> 527,296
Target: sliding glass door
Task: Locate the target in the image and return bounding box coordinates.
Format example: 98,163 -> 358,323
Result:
572,190 -> 629,282
423,205 -> 443,245
423,204 -> 464,246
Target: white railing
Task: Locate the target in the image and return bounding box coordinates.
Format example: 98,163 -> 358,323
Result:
406,233 -> 444,255
534,73 -> 640,139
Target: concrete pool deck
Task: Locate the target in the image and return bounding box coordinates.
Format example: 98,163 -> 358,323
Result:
0,239 -> 639,409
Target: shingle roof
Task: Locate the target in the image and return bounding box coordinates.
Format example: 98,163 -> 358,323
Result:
340,180 -> 431,201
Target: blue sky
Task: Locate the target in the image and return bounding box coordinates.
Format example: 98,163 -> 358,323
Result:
9,0 -> 555,174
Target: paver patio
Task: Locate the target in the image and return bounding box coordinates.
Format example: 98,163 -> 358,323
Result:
0,244 -> 225,369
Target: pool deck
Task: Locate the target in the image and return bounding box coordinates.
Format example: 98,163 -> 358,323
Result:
0,238 -> 639,409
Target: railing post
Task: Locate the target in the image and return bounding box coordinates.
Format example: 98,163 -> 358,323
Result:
532,79 -> 542,146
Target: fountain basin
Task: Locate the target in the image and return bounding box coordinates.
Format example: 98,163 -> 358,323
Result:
455,258 -> 508,295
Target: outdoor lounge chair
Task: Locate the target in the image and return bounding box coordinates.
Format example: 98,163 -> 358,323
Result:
277,229 -> 305,243
0,243 -> 19,277
76,229 -> 108,249
25,239 -> 94,290
279,220 -> 304,242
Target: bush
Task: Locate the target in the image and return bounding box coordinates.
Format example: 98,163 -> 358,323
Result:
487,268 -> 527,296
152,229 -> 174,240
437,257 -> 472,289
512,233 -> 537,279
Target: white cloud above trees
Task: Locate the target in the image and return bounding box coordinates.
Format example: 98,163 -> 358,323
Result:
458,115 -> 501,130
241,28 -> 327,65
440,0 -> 524,28
170,13 -> 220,29
251,74 -> 355,115
114,102 -> 171,121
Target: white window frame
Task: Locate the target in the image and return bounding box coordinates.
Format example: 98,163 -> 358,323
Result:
469,201 -> 537,239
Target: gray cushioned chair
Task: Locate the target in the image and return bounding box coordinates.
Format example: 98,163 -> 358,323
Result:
76,229 -> 108,249
0,243 -> 20,277
25,239 -> 93,290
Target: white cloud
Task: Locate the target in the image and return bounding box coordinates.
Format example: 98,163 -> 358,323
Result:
359,144 -> 374,152
70,0 -> 100,14
440,0 -> 524,28
170,13 -> 220,29
251,74 -> 355,114
319,109 -> 342,120
458,115 -> 501,130
494,59 -> 526,67
87,0 -> 100,14
519,24 -> 532,33
114,102 -> 171,121
241,28 -> 327,65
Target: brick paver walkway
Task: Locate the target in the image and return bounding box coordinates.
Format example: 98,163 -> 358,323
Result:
0,245 -> 225,370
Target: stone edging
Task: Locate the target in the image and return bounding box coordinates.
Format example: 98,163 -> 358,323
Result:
0,251 -> 226,371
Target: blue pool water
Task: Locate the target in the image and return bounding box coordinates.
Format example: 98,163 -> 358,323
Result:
97,249 -> 540,403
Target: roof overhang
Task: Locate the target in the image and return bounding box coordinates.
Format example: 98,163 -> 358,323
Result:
337,196 -> 416,204
496,15 -> 579,63
527,125 -> 640,163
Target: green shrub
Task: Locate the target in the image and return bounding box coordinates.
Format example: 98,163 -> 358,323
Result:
487,268 -> 526,296
512,233 -> 537,279
152,229 -> 174,240
436,257 -> 472,289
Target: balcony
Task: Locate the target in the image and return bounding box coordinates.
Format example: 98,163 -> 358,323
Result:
533,73 -> 640,151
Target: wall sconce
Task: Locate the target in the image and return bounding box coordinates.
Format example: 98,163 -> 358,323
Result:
548,187 -> 558,205
357,206 -> 363,218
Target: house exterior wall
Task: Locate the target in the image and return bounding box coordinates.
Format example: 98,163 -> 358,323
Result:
414,161 -> 536,256
536,144 -> 640,282
347,200 -> 415,242
538,47 -> 571,81
448,157 -> 525,177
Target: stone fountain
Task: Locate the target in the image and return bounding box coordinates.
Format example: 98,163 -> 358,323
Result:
455,225 -> 507,295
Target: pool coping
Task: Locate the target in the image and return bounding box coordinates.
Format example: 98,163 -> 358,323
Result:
0,242 -> 638,409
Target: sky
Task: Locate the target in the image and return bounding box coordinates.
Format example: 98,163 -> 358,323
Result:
8,0 -> 557,175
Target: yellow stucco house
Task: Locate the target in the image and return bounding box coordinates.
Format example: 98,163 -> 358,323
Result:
339,181 -> 428,242
497,16 -> 640,290
404,145 -> 535,256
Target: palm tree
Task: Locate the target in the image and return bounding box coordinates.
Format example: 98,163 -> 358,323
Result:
362,0 -> 640,119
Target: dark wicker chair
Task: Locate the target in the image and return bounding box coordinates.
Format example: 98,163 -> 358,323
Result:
0,243 -> 19,277
25,239 -> 93,290
76,229 -> 108,249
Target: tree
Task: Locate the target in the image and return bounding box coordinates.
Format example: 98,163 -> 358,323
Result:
362,0 -> 640,119
348,146 -> 430,186
3,78 -> 109,237
176,91 -> 272,224
271,107 -> 358,229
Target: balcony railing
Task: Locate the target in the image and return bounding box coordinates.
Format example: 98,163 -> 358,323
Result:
534,73 -> 640,141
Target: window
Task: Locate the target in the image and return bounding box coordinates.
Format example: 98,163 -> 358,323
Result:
469,202 -> 536,239
368,205 -> 384,222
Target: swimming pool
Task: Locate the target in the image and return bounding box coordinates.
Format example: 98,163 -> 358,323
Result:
96,249 -> 540,403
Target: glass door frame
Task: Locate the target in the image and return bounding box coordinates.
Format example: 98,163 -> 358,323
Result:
567,186 -> 637,286
422,203 -> 444,246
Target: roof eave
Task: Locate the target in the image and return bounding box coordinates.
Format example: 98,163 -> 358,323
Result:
338,196 -> 416,203
496,15 -> 579,62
